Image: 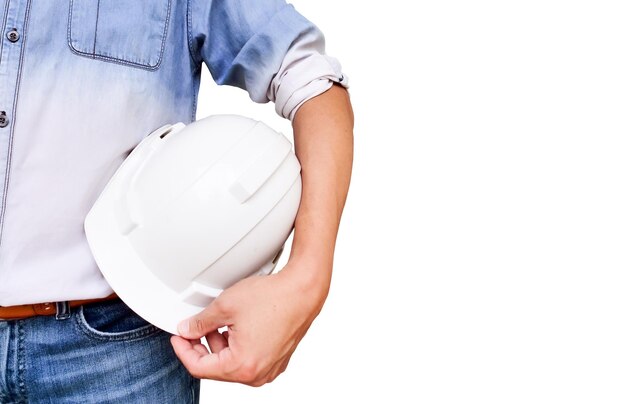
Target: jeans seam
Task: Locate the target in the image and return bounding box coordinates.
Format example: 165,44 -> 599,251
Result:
190,379 -> 195,404
73,306 -> 162,342
16,322 -> 26,401
190,377 -> 200,404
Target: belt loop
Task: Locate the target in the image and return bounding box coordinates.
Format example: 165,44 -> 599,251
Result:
55,301 -> 71,320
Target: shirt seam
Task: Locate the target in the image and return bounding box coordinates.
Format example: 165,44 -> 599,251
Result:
186,0 -> 201,68
0,4 -> 10,66
0,0 -> 32,249
66,0 -> 172,71
191,64 -> 199,122
92,0 -> 100,56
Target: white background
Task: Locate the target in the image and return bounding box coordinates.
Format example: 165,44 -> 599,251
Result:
196,1 -> 626,403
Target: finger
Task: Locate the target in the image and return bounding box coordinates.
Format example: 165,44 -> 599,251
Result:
171,335 -> 209,364
171,335 -> 230,381
206,331 -> 228,354
178,338 -> 207,354
191,339 -> 210,355
179,343 -> 236,381
178,301 -> 228,339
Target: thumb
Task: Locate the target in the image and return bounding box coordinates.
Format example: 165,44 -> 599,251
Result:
178,301 -> 226,339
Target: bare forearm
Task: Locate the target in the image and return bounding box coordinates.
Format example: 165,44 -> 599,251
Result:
286,84 -> 354,295
173,84 -> 354,385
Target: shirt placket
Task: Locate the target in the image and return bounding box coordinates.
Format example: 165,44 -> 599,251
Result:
0,0 -> 30,241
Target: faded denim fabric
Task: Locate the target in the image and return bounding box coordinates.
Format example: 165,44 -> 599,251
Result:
0,299 -> 200,403
0,0 -> 345,306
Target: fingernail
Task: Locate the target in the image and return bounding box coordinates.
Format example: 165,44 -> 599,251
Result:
178,320 -> 189,336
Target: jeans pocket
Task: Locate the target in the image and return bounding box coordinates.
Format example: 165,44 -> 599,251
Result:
67,0 -> 172,70
74,299 -> 163,341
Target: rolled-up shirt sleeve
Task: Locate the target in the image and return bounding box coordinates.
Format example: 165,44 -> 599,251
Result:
188,0 -> 348,120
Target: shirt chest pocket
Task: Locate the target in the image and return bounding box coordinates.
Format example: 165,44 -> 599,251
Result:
68,0 -> 172,70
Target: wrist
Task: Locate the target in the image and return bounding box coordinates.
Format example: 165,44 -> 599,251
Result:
280,254 -> 333,303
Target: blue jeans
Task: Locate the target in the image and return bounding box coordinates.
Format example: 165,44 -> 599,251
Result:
0,299 -> 200,403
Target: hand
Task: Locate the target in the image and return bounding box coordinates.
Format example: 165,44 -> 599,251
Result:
170,261 -> 329,386
170,84 -> 352,386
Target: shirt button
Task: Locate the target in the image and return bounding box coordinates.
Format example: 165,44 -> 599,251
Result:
0,112 -> 8,128
6,29 -> 19,43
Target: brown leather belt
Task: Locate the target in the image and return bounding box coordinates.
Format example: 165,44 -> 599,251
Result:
0,293 -> 119,320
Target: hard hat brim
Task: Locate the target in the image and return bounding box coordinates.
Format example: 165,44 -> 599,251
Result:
85,187 -> 204,335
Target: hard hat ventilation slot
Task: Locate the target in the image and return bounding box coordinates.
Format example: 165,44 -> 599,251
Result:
159,128 -> 174,139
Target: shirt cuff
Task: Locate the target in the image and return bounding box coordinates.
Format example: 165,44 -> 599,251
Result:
268,30 -> 348,120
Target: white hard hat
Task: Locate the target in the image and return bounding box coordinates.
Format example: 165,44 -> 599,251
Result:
84,115 -> 302,335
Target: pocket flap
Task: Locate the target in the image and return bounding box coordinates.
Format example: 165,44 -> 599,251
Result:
68,0 -> 172,70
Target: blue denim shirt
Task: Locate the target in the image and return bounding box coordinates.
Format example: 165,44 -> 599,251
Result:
0,0 -> 345,305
